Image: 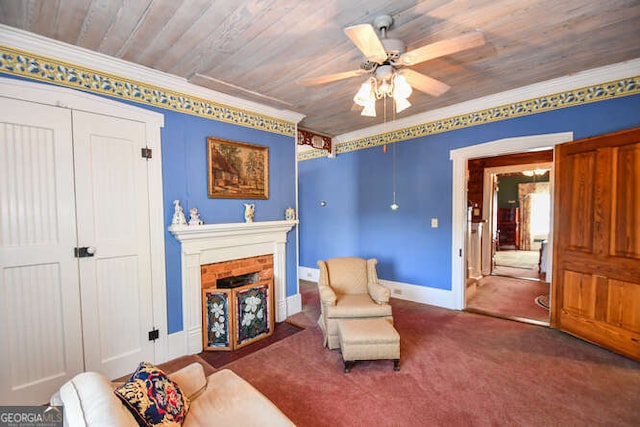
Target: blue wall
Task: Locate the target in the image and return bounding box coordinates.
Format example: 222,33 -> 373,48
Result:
299,95 -> 640,290
160,110 -> 297,333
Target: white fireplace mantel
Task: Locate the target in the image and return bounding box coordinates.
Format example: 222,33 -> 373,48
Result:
169,220 -> 297,355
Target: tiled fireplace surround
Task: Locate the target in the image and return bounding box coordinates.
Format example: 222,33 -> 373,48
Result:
169,220 -> 297,354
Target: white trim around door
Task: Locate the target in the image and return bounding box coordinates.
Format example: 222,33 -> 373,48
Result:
449,132 -> 573,311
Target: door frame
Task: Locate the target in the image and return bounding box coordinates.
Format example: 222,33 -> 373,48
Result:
0,77 -> 169,364
450,132 -> 573,310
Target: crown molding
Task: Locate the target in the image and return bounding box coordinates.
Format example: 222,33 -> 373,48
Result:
0,25 -> 305,130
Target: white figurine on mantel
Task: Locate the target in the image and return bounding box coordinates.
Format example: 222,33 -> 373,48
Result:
285,207 -> 296,221
172,200 -> 187,225
189,208 -> 204,226
243,203 -> 255,223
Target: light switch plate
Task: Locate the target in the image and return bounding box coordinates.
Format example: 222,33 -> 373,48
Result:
431,218 -> 438,228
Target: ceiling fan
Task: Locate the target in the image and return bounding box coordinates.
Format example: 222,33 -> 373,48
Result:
297,15 -> 485,115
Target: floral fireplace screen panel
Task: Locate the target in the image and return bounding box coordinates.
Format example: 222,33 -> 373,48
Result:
204,291 -> 230,350
236,284 -> 271,347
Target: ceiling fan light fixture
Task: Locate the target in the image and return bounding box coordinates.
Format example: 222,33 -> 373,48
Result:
393,95 -> 411,113
354,69 -> 413,116
361,101 -> 377,117
378,79 -> 393,98
302,14 -> 486,123
353,79 -> 374,106
393,73 -> 412,98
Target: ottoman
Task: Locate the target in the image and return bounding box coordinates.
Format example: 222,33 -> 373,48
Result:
338,318 -> 400,373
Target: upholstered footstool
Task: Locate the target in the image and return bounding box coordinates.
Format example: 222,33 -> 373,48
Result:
338,318 -> 400,373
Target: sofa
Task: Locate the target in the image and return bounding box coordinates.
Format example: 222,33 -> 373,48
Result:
50,362 -> 295,427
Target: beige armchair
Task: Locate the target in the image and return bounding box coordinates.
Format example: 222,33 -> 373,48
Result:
317,257 -> 393,349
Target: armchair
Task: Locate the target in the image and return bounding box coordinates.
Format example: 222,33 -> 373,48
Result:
317,257 -> 393,349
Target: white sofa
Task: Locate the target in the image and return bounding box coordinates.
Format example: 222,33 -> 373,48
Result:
50,362 -> 295,427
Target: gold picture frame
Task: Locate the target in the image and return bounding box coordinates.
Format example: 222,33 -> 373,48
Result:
207,137 -> 269,199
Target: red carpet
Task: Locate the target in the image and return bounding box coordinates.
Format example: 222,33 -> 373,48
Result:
468,274 -> 550,323
220,284 -> 640,426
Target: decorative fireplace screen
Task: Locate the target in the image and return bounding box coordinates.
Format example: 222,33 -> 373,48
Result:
203,278 -> 273,351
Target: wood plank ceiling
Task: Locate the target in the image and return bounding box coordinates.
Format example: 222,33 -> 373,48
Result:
1,0 -> 639,137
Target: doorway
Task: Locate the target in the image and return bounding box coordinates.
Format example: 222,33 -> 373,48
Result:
450,133 -> 573,324
466,162 -> 553,325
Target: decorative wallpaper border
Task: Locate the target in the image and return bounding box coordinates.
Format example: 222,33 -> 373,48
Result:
298,75 -> 640,161
0,45 -> 296,137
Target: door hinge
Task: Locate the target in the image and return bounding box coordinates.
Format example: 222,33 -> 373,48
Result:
148,328 -> 159,342
141,147 -> 152,159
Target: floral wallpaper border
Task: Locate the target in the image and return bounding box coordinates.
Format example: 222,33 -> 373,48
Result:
0,45 -> 296,137
297,75 -> 640,161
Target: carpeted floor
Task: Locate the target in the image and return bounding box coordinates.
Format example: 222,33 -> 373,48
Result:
467,274 -> 550,323
198,321 -> 303,368
154,280 -> 639,426
222,287 -> 640,426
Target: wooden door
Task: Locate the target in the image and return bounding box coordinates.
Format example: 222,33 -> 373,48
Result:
72,111 -> 155,379
0,97 -> 84,404
552,127 -> 640,360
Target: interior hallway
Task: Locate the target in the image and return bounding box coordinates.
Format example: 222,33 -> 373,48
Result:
467,250 -> 550,325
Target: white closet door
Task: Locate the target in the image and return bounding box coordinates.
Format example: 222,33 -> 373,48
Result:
0,97 -> 84,404
72,111 -> 154,379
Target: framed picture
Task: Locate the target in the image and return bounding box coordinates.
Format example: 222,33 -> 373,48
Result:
207,137 -> 269,199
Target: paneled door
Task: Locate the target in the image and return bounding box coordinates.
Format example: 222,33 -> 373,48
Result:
552,127 -> 640,360
72,111 -> 154,379
0,98 -> 156,404
0,97 -> 84,403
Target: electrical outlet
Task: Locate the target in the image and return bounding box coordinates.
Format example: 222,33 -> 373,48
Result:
431,217 -> 438,228
393,288 -> 402,295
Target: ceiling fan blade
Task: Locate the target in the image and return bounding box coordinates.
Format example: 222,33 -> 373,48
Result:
402,69 -> 451,97
344,24 -> 388,64
399,31 -> 485,66
296,69 -> 365,86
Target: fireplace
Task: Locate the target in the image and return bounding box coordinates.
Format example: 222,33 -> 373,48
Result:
201,255 -> 274,351
169,220 -> 297,354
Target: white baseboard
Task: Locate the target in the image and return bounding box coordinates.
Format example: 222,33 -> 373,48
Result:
298,266 -> 457,310
298,266 -> 319,282
287,293 -> 302,317
380,279 -> 457,310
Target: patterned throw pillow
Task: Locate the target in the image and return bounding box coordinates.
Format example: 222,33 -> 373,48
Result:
114,362 -> 190,426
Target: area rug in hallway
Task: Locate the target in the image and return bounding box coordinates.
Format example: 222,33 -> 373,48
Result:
494,250 -> 539,269
535,294 -> 550,310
